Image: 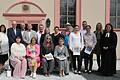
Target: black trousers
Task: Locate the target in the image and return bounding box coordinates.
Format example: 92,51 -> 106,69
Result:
72,55 -> 81,71
79,50 -> 85,70
68,49 -> 73,70
96,53 -> 101,70
84,52 -> 93,70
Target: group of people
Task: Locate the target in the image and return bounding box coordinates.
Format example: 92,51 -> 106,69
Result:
0,20 -> 117,79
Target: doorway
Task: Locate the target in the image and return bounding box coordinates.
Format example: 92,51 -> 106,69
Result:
32,24 -> 38,32
17,24 -> 28,31
17,24 -> 38,32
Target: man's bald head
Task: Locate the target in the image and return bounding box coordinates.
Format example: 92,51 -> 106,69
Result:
12,21 -> 17,28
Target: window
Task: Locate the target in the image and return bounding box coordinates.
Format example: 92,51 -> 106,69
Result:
110,0 -> 120,28
60,0 -> 76,28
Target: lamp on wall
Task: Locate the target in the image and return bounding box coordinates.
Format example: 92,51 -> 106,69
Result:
46,18 -> 51,28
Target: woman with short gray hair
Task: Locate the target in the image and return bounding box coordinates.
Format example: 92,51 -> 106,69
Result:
54,37 -> 69,77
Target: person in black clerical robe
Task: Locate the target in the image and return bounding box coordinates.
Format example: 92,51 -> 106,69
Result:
100,23 -> 117,76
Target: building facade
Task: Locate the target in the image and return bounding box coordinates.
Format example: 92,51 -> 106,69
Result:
0,0 -> 120,59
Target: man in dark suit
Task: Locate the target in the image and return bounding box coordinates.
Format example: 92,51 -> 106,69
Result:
7,21 -> 22,48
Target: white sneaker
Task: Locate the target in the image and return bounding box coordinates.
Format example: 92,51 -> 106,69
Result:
88,70 -> 92,74
30,72 -> 33,77
74,70 -> 77,74
62,71 -> 65,76
33,73 -> 36,78
84,70 -> 88,73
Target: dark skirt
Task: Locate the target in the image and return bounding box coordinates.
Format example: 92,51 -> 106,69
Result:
0,54 -> 8,65
94,41 -> 101,55
101,50 -> 116,76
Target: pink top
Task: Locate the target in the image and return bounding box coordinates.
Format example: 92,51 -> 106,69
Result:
26,44 -> 40,63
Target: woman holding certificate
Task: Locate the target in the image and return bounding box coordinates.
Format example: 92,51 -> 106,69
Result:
83,25 -> 97,74
69,25 -> 83,75
26,37 -> 40,78
41,34 -> 54,77
54,37 -> 69,77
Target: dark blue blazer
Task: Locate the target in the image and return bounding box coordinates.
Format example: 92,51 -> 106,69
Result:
7,27 -> 22,47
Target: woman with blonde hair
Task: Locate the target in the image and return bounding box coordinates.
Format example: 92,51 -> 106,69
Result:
41,34 -> 54,77
94,23 -> 103,72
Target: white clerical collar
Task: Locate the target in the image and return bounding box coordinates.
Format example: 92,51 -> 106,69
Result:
105,33 -> 110,37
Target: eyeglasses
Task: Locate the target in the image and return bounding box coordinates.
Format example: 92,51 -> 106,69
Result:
47,38 -> 51,39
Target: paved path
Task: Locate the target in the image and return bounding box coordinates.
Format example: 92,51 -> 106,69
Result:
0,60 -> 120,80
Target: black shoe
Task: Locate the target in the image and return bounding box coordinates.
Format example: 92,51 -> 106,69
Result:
65,73 -> 69,75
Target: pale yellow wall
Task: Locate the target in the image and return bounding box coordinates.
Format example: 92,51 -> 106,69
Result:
0,0 -> 54,32
81,0 -> 105,31
0,0 -> 20,26
32,0 -> 54,32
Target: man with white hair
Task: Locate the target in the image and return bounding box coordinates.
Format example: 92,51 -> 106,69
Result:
7,21 -> 22,48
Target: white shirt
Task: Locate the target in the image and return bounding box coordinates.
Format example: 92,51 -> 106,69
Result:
0,32 -> 9,55
28,31 -> 31,40
80,27 -> 87,36
21,30 -> 25,36
69,32 -> 83,51
80,27 -> 87,49
36,32 -> 42,44
10,43 -> 26,60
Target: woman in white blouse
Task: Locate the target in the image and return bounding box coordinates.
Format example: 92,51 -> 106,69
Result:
0,25 -> 9,73
69,25 -> 83,74
10,36 -> 27,79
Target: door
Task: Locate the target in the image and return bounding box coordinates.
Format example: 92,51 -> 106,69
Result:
32,24 -> 38,32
